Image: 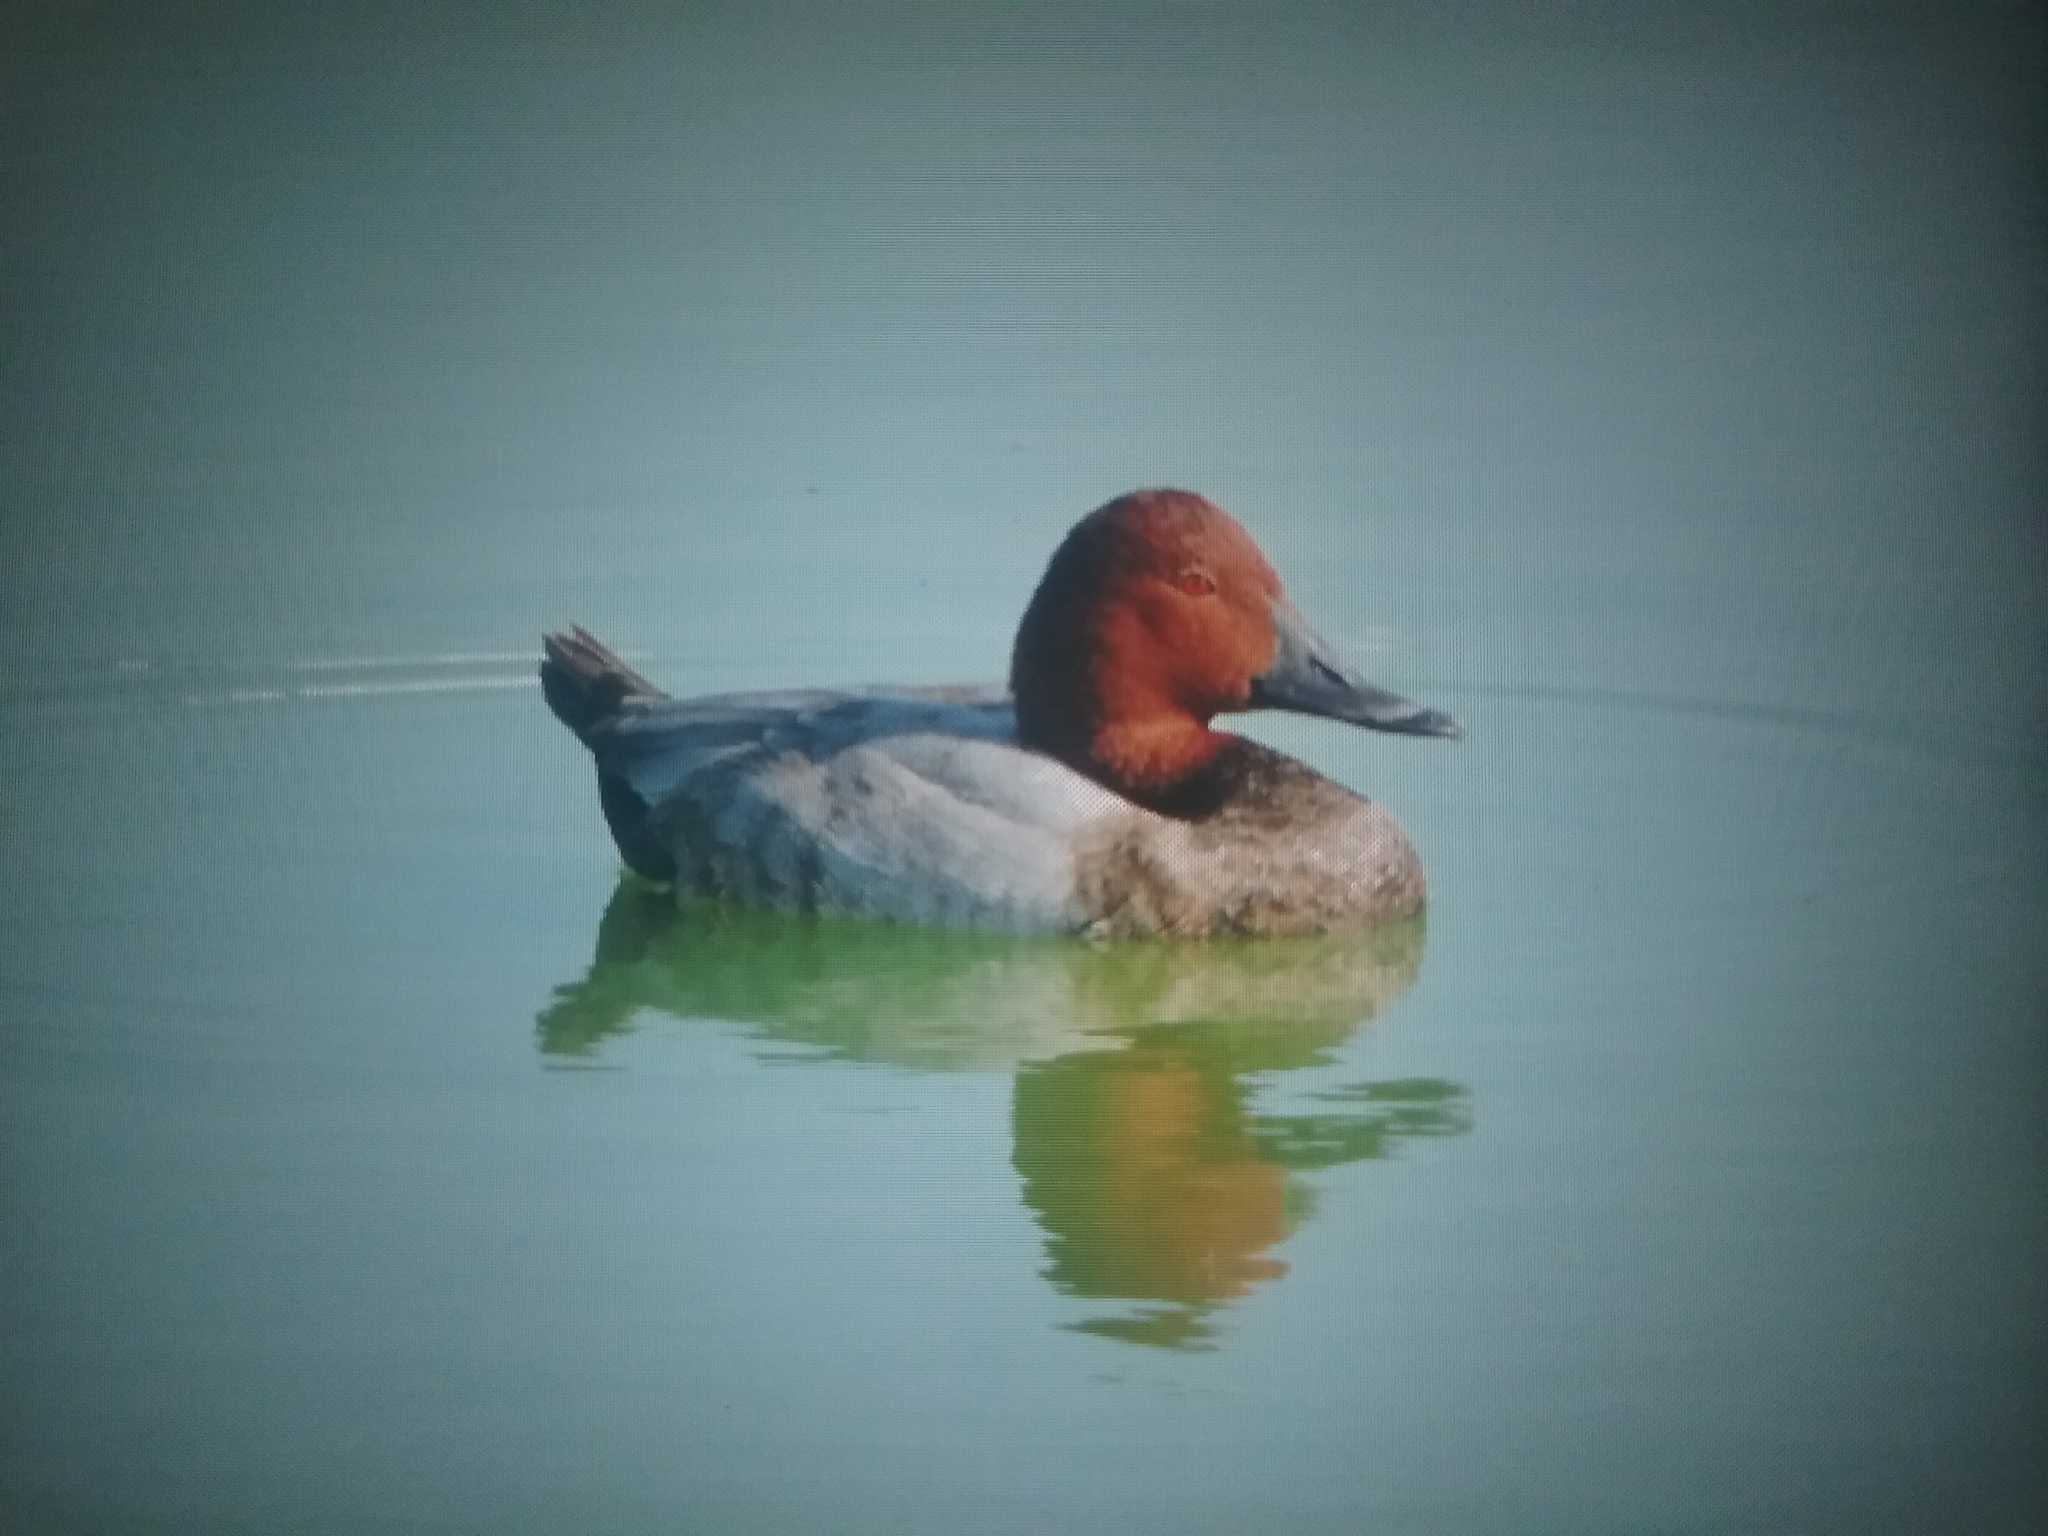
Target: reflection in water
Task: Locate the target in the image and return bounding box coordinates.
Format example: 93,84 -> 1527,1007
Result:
1018,1049 -> 1470,1349
540,881 -> 1470,1349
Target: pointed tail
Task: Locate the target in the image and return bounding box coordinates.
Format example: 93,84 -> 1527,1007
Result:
540,627 -> 678,882
540,626 -> 666,744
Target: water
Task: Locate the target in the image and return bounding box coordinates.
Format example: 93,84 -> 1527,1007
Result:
4,5 -> 2043,1532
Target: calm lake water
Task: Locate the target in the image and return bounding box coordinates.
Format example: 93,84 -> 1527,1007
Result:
5,5 -> 2043,1533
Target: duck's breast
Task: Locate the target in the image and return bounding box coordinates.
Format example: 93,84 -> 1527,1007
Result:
1071,742 -> 1427,938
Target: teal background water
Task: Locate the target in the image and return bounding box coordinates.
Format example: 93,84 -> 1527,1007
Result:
4,4 -> 2043,1532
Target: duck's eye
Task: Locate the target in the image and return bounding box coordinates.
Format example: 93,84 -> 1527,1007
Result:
1174,570 -> 1217,598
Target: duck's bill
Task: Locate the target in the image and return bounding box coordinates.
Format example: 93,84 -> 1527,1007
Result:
1249,598 -> 1463,739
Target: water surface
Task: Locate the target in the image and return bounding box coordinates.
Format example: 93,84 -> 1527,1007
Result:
4,4 -> 2042,1533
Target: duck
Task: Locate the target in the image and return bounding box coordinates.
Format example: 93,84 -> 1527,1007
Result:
541,489 -> 1460,938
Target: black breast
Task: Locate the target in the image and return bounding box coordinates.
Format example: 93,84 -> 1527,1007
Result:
1141,736 -> 1365,827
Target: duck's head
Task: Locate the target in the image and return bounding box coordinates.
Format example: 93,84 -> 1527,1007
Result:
1009,489 -> 1460,809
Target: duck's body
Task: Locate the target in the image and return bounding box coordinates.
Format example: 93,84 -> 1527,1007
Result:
543,490 -> 1457,938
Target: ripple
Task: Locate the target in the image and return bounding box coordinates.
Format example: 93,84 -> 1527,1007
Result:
0,647 -> 664,715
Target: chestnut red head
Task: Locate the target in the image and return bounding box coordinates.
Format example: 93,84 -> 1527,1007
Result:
1009,489 -> 1459,805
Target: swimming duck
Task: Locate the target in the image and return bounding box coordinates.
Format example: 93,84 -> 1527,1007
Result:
542,489 -> 1460,938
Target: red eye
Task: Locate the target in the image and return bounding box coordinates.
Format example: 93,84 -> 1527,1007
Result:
1174,570 -> 1217,598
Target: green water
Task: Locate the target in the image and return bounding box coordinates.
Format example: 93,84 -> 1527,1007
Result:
5,4 -> 2043,1533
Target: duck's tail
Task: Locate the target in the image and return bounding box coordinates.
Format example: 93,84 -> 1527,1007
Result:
540,628 -> 678,883
540,626 -> 666,744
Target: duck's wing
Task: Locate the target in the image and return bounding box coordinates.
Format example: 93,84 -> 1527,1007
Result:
589,684 -> 1117,929
544,629 -> 1019,813
542,630 -> 1125,926
586,684 -> 1020,804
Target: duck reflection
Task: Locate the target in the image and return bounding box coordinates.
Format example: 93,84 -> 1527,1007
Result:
539,881 -> 1470,1349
